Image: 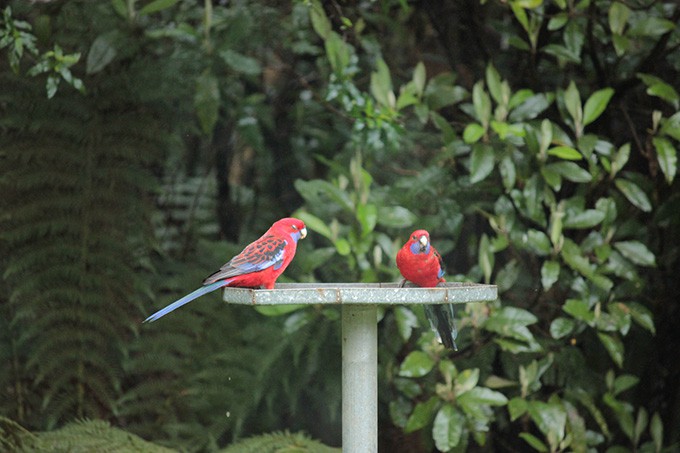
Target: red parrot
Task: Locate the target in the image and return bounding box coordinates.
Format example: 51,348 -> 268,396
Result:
397,229 -> 458,350
144,217 -> 307,322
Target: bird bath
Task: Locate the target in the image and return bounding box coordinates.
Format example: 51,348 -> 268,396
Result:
222,282 -> 498,453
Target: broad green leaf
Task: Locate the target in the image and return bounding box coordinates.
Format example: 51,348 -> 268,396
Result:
370,57 -> 395,108
500,155 -> 516,190
334,238 -> 351,256
519,432 -> 549,452
404,397 -> 438,433
486,63 -> 503,105
613,374 -> 639,396
548,145 -> 582,160
458,387 -> 508,406
613,241 -> 656,267
486,307 -> 538,346
86,33 -> 117,74
295,179 -> 353,212
111,0 -> 127,17
399,351 -> 435,378
583,88 -> 614,126
526,229 -> 551,255
563,299 -> 594,323
546,162 -> 592,183
470,143 -> 495,184
564,209 -> 605,229
638,73 -> 679,107
432,405 -> 464,451
293,211 -> 332,239
454,368 -> 480,394
603,393 -> 634,439
308,0 -> 331,39
218,49 -> 261,75
139,0 -> 179,15
490,121 -> 525,139
541,165 -> 562,190
508,397 -> 528,421
627,302 -> 655,334
561,239 -> 593,277
541,260 -> 560,290
539,118 -> 553,155
397,82 -> 419,110
325,32 -> 350,74
598,332 -> 624,368
527,401 -> 567,447
544,44 -> 580,64
495,337 -> 542,353
194,69 -> 220,135
547,12 -> 568,31
550,317 -> 574,339
513,0 -> 543,9
413,62 -> 426,96
608,2 -> 630,35
496,259 -> 520,292
389,399 -> 411,429
614,179 -> 652,212
376,206 -> 416,228
564,81 -> 582,129
612,34 -> 630,56
523,175 -> 546,225
463,123 -> 485,144
563,20 -> 584,56
472,81 -> 492,126
660,111 -> 680,141
611,143 -> 631,176
485,375 -> 517,389
356,203 -> 377,236
283,310 -> 315,334
564,400 -> 588,453
394,306 -> 418,341
651,412 -> 663,453
509,93 -> 553,122
479,233 -> 495,283
653,137 -> 677,184
628,17 -> 676,37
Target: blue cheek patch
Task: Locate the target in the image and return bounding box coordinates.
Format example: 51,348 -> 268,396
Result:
291,231 -> 301,243
409,241 -> 430,254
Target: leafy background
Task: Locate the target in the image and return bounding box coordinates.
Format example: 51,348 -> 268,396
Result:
1,0 -> 679,451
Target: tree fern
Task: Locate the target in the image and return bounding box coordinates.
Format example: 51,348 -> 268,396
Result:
0,48 -> 168,429
219,430 -> 340,453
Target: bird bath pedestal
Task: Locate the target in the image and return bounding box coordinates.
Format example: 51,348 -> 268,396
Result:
222,282 -> 497,453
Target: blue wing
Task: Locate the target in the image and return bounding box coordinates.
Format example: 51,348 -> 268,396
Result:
203,234 -> 287,284
143,280 -> 230,323
424,303 -> 458,351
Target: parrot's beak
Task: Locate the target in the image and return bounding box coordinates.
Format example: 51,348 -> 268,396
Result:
419,235 -> 428,252
300,227 -> 307,239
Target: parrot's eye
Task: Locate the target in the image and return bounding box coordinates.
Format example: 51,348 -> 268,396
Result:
292,225 -> 298,231
412,235 -> 417,240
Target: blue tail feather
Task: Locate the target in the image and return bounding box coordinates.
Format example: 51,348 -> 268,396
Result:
143,280 -> 231,323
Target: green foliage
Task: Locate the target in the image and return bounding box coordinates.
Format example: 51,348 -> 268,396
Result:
0,6 -> 83,97
1,0 -> 679,451
219,430 -> 340,453
1,416 -> 174,452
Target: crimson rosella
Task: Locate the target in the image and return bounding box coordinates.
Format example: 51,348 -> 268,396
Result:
144,217 -> 307,322
396,229 -> 458,350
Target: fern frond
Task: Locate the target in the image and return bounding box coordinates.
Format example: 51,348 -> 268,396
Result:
219,430 -> 340,453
